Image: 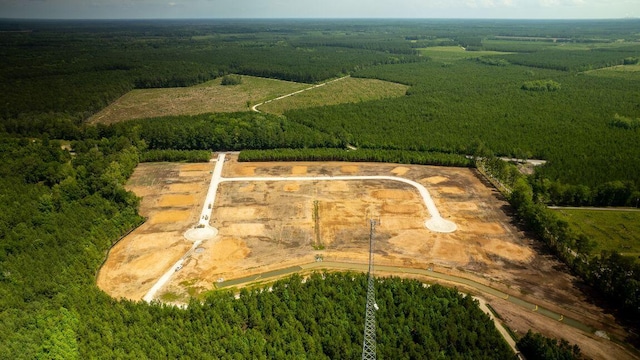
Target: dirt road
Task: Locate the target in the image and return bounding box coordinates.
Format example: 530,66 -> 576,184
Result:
99,155 -> 637,359
252,76 -> 349,112
143,152 -> 456,302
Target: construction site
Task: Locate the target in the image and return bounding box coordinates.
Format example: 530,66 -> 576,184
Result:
97,153 -> 633,359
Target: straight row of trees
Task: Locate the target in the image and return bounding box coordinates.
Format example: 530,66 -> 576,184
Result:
239,148 -> 473,167
500,48 -> 640,72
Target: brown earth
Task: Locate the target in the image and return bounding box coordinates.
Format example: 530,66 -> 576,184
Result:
97,161 -> 213,299
98,155 -> 637,359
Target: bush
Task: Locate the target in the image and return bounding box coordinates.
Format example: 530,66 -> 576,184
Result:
610,113 -> 640,130
476,57 -> 509,66
521,80 -> 561,92
221,74 -> 242,85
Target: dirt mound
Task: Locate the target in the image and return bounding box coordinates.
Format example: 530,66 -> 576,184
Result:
391,166 -> 410,176
340,165 -> 359,174
149,210 -> 191,224
291,166 -> 307,175
371,189 -> 414,200
424,176 -> 448,184
158,194 -> 196,207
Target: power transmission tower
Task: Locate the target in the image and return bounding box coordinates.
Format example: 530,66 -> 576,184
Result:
362,219 -> 378,360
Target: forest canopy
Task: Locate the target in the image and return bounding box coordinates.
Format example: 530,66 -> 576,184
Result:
1,18 -> 639,358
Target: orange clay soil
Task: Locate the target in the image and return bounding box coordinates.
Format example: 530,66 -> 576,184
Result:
97,161 -> 213,300
98,155 -> 636,359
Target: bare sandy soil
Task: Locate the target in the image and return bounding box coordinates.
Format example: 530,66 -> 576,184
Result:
97,162 -> 213,299
98,155 -> 637,359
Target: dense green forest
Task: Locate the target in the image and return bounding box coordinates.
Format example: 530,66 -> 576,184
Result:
298,57 -> 640,194
139,149 -> 212,163
2,18 -> 639,357
0,132 -> 518,358
0,19 -> 423,121
516,330 -> 582,360
110,112 -> 341,150
238,148 -> 473,167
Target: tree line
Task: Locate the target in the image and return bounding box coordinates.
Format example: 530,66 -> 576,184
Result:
499,47 -> 640,72
517,330 -> 582,360
314,58 -> 640,190
108,112 -> 342,151
480,156 -> 640,336
140,149 -> 212,163
530,175 -> 640,207
239,148 -> 473,167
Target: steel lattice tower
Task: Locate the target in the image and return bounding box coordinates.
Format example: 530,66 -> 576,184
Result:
362,219 -> 378,360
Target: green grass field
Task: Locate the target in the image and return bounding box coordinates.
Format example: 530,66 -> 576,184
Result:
257,77 -> 409,115
88,75 -> 408,123
554,209 -> 640,259
418,46 -> 511,62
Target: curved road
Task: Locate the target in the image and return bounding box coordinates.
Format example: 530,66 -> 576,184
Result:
142,153 -> 599,342
217,260 -> 595,335
144,152 -> 455,302
219,174 -> 457,233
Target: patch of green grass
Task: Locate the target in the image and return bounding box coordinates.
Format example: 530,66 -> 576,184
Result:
418,46 -> 512,62
554,209 -> 640,259
585,64 -> 640,80
159,291 -> 182,302
553,41 -> 637,51
179,279 -> 198,287
258,77 -> 408,115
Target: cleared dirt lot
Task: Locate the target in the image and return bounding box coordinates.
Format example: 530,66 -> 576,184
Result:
98,155 -> 634,359
97,162 -> 213,300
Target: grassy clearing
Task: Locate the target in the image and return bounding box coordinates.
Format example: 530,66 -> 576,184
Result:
418,46 -> 511,62
257,77 -> 408,115
553,41 -> 639,51
159,291 -> 182,302
554,209 -> 640,259
88,75 -> 308,124
585,64 -> 640,80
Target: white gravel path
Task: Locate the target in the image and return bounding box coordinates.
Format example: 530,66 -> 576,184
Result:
220,174 -> 457,233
